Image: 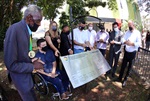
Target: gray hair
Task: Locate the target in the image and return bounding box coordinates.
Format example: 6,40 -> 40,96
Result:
24,5 -> 42,20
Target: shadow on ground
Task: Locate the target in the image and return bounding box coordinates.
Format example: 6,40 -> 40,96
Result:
0,51 -> 149,101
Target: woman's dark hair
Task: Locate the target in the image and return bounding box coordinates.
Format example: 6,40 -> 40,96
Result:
61,25 -> 68,30
112,22 -> 119,26
36,38 -> 45,47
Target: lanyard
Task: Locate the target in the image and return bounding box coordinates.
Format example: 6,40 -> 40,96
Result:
29,35 -> 32,51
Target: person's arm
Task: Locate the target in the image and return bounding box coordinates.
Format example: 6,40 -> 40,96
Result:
85,41 -> 91,47
45,32 -> 59,56
105,33 -> 109,44
121,32 -> 128,44
61,34 -> 71,51
4,26 -> 33,73
45,33 -> 58,51
85,31 -> 92,48
125,31 -> 141,47
134,32 -> 142,48
100,32 -> 109,44
96,32 -> 100,43
51,61 -> 57,75
73,40 -> 87,47
109,31 -> 113,43
114,31 -> 123,45
61,34 -> 73,54
36,69 -> 48,75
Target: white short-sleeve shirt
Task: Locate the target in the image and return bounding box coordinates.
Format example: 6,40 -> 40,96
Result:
70,28 -> 88,49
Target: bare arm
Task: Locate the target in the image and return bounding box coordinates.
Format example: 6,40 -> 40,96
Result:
73,40 -> 87,47
51,61 -> 57,75
45,34 -> 60,56
45,35 -> 58,51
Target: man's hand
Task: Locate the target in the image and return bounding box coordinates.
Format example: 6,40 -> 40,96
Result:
110,40 -> 115,44
89,46 -> 94,50
99,39 -> 104,43
68,49 -> 73,55
33,59 -> 45,70
35,69 -> 43,73
55,50 -> 60,57
57,39 -> 61,44
31,58 -> 38,63
125,40 -> 134,46
81,44 -> 87,48
47,73 -> 58,78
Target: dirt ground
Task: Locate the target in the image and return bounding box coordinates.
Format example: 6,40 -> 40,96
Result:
0,51 -> 149,101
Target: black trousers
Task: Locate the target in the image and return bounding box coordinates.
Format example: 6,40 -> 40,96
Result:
99,49 -> 106,56
109,48 -> 120,74
119,50 -> 136,81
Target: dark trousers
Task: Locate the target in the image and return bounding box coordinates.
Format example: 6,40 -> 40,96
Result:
109,48 -> 120,74
56,56 -> 60,69
118,50 -> 136,81
42,70 -> 69,95
99,49 -> 106,56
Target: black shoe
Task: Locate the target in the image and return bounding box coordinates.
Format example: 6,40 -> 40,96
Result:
112,73 -> 115,78
106,70 -> 111,75
105,74 -> 108,79
122,80 -> 127,87
114,78 -> 122,82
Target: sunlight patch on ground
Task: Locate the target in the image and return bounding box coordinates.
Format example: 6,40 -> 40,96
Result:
0,63 -> 3,66
118,94 -> 126,100
0,67 -> 7,71
98,82 -> 105,88
112,82 -> 122,89
91,88 -> 99,93
0,68 -> 3,71
102,90 -> 110,96
78,98 -> 86,101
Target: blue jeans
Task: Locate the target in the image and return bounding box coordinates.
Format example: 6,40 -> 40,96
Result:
74,48 -> 84,54
41,70 -> 69,94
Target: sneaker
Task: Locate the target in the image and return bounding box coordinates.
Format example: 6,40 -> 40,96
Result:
122,80 -> 126,87
60,93 -> 69,100
114,78 -> 122,82
66,91 -> 72,97
111,73 -> 115,78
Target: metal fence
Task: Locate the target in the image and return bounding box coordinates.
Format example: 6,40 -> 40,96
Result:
133,47 -> 150,89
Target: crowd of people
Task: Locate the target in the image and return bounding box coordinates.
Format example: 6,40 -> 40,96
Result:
4,5 -> 143,101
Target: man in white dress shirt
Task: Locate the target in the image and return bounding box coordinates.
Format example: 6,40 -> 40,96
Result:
86,23 -> 97,49
70,20 -> 91,54
117,20 -> 141,87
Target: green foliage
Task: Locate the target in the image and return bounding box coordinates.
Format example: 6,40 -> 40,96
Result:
36,0 -> 64,21
85,0 -> 106,8
67,0 -> 89,20
0,0 -> 27,50
59,0 -> 118,27
107,0 -> 118,11
59,12 -> 70,29
59,0 -> 89,26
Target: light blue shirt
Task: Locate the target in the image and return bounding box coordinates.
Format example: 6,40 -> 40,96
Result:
26,24 -> 32,35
